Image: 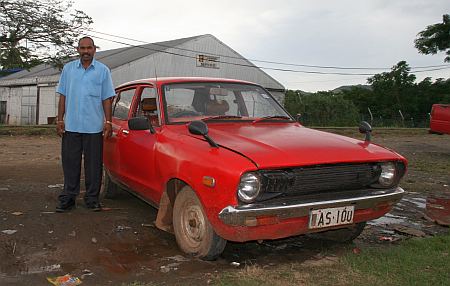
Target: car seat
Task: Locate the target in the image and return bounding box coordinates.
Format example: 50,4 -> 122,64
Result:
140,98 -> 159,126
205,99 -> 229,115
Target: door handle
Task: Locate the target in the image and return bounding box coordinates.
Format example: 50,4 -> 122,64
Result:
122,129 -> 129,135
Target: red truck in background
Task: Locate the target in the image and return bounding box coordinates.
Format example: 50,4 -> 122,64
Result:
430,104 -> 450,134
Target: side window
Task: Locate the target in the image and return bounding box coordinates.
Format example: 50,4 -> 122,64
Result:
113,88 -> 135,120
135,87 -> 160,126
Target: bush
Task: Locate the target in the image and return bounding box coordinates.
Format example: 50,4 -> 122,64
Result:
285,91 -> 360,126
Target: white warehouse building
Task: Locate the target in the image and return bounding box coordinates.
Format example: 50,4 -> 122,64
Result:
0,34 -> 285,125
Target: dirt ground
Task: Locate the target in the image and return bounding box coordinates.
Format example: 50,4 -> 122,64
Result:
0,129 -> 449,286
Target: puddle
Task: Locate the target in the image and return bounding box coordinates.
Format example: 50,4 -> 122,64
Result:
93,239 -> 195,276
95,241 -> 159,275
425,192 -> 450,226
400,197 -> 426,209
0,261 -> 61,277
22,264 -> 61,274
368,213 -> 407,226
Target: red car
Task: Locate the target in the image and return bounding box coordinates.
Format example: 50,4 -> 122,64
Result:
430,104 -> 450,135
103,77 -> 407,260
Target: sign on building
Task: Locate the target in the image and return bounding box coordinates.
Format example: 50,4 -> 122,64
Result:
196,54 -> 220,69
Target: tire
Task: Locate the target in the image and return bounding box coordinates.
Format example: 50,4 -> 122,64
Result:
172,186 -> 227,260
100,168 -> 120,199
429,130 -> 443,135
310,222 -> 366,243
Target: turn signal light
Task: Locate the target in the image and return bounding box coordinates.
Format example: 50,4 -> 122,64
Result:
202,176 -> 216,187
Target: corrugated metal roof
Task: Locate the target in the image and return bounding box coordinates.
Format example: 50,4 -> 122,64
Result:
1,35 -> 202,80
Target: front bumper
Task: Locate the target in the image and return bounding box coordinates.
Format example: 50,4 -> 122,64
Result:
218,187 -> 405,226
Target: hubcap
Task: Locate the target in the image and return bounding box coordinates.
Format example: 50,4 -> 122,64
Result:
183,204 -> 205,243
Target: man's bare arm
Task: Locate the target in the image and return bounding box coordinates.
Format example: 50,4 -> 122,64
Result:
102,98 -> 113,139
56,94 -> 66,137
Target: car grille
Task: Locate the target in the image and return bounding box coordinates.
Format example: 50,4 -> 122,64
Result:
260,163 -> 380,198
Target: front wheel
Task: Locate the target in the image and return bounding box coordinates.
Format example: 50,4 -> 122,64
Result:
172,186 -> 227,260
100,168 -> 120,199
310,222 -> 367,243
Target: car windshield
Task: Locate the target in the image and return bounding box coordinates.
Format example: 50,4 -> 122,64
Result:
163,82 -> 292,123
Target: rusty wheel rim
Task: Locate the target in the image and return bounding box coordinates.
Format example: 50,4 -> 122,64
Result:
181,202 -> 206,247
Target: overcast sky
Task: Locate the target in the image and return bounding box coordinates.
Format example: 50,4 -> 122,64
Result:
73,0 -> 449,92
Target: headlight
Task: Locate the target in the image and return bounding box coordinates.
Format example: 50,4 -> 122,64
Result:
237,172 -> 261,203
378,162 -> 396,187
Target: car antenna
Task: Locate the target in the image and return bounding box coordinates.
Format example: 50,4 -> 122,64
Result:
148,54 -> 158,134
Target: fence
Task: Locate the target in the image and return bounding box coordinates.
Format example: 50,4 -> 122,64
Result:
298,112 -> 431,128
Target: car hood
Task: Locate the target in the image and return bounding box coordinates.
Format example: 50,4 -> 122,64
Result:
203,123 -> 403,168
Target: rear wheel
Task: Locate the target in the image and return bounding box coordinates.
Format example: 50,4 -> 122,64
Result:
429,130 -> 443,135
172,186 -> 226,260
311,222 -> 366,243
100,168 -> 120,199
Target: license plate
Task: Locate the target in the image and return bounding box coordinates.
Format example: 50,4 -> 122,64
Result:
309,206 -> 354,229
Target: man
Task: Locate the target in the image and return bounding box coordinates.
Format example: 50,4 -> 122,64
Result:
55,36 -> 115,212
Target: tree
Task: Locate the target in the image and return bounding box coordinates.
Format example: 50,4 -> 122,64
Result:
367,61 -> 416,91
414,14 -> 450,62
0,0 -> 92,70
284,91 -> 360,126
366,61 -> 416,116
341,86 -> 375,116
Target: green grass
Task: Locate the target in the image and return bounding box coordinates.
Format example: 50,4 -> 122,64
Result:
122,282 -> 158,286
343,234 -> 450,286
0,125 -> 56,136
213,234 -> 450,286
411,157 -> 450,175
214,260 -> 370,286
318,127 -> 428,136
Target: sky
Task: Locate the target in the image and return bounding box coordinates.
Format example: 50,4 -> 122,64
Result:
73,0 -> 449,92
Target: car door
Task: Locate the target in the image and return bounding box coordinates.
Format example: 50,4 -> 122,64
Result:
103,87 -> 136,181
116,84 -> 162,204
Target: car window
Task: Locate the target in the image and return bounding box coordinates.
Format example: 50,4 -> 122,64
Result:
164,87 -> 196,117
163,82 -> 289,123
135,87 -> 160,126
113,88 -> 135,120
241,90 -> 281,117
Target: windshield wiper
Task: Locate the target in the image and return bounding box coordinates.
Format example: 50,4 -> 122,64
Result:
252,115 -> 294,124
202,115 -> 243,121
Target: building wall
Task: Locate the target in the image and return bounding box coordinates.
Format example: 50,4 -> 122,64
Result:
20,86 -> 37,125
0,87 -> 22,125
38,85 -> 58,124
1,35 -> 286,125
110,35 -> 284,91
0,87 -> 10,124
0,85 -> 58,125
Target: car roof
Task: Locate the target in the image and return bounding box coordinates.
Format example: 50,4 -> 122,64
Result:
115,77 -> 258,90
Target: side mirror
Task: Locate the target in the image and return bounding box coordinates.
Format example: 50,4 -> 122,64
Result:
128,117 -> 155,134
188,121 -> 218,148
188,120 -> 208,136
295,113 -> 302,123
359,121 -> 372,142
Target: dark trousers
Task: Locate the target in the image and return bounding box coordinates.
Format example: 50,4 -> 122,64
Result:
59,131 -> 103,205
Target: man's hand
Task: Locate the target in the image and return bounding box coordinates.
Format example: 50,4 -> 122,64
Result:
103,122 -> 112,139
56,121 -> 65,137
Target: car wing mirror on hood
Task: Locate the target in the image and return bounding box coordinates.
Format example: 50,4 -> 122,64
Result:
359,121 -> 372,142
188,120 -> 218,148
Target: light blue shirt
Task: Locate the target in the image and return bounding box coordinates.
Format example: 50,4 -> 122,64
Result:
57,59 -> 115,133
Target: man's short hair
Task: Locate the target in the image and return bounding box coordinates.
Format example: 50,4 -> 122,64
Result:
78,36 -> 95,47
